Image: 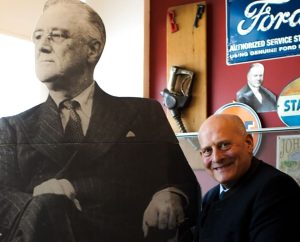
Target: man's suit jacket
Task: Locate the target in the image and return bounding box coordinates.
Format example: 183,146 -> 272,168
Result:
0,84 -> 200,242
236,84 -> 277,113
196,157 -> 300,242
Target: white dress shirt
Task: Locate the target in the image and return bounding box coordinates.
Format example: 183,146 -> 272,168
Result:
248,84 -> 262,103
50,82 -> 95,135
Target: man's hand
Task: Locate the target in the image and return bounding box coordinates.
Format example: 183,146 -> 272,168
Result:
142,189 -> 186,238
33,178 -> 82,211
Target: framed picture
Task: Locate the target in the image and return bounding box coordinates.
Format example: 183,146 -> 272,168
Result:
276,135 -> 300,185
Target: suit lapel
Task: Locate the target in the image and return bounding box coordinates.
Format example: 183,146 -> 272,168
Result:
19,97 -> 66,166
83,84 -> 137,161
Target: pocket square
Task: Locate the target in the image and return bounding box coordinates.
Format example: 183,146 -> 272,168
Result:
126,130 -> 136,138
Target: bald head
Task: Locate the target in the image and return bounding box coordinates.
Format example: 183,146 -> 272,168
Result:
199,114 -> 246,140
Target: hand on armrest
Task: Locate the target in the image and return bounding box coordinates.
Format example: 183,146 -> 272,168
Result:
142,187 -> 188,238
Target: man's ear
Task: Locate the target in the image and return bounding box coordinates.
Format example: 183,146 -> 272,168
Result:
245,134 -> 254,152
87,39 -> 102,63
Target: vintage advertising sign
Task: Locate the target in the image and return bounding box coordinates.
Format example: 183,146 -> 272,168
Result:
226,0 -> 300,65
277,76 -> 300,126
215,102 -> 262,155
276,135 -> 300,185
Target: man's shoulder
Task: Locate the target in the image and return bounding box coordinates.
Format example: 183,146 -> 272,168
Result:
94,84 -> 161,109
101,94 -> 164,115
2,102 -> 44,122
115,96 -> 168,123
236,84 -> 252,99
259,86 -> 276,99
248,158 -> 299,191
122,96 -> 163,111
237,84 -> 250,93
203,185 -> 220,202
113,95 -> 161,107
0,102 -> 46,136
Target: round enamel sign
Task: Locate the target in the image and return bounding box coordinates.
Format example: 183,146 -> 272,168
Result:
277,77 -> 300,126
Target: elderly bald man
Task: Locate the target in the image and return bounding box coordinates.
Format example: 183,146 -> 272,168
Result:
195,114 -> 300,242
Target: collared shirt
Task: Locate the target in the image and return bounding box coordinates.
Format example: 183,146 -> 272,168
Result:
50,82 -> 95,135
219,184 -> 229,195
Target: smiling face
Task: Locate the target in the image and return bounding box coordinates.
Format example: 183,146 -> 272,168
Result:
33,4 -> 91,92
198,114 -> 254,188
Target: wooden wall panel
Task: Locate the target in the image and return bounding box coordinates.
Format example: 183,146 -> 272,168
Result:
166,1 -> 207,133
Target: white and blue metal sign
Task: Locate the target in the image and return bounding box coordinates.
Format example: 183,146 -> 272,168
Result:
277,77 -> 300,126
226,0 -> 300,65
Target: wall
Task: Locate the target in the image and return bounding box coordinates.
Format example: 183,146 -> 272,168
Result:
88,0 -> 147,97
150,0 -> 300,194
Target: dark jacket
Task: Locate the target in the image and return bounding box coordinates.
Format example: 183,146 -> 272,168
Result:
0,84 -> 200,242
196,157 -> 300,242
236,84 -> 277,113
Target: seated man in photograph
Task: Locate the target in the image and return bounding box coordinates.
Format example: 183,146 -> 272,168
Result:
0,0 -> 201,241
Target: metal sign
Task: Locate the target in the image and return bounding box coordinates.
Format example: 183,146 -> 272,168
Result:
276,135 -> 300,185
215,102 -> 262,155
277,76 -> 300,126
226,0 -> 300,65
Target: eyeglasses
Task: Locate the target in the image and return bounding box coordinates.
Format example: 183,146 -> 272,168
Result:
33,30 -> 70,44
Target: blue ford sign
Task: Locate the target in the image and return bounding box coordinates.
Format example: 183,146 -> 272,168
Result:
226,0 -> 300,65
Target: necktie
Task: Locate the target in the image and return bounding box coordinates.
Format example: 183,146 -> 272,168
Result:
62,100 -> 84,143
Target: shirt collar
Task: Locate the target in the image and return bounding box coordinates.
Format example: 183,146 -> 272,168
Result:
248,83 -> 261,92
219,184 -> 229,194
50,81 -> 95,108
73,82 -> 95,110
